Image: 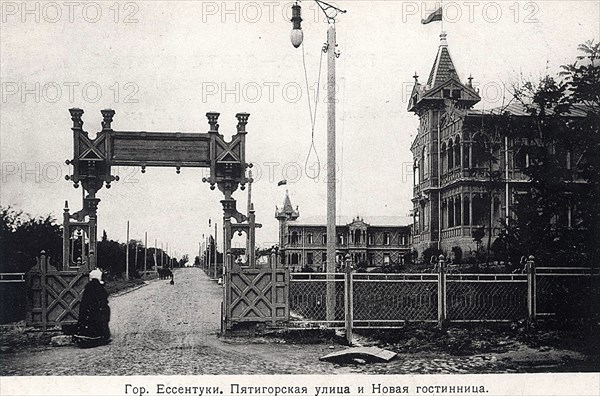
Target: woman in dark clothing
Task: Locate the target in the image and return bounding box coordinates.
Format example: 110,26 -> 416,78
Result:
74,269 -> 111,347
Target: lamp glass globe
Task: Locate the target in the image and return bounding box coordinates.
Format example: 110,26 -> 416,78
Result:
291,29 -> 303,48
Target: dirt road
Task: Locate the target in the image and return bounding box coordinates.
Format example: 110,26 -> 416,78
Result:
0,267 -> 595,375
0,268 -> 339,375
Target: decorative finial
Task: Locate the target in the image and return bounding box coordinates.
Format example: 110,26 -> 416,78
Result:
69,108 -> 84,129
413,72 -> 419,82
235,112 -> 250,133
467,74 -> 474,87
206,112 -> 220,132
440,31 -> 448,45
101,109 -> 115,130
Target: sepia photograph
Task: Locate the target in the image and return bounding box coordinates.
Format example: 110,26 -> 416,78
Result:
0,0 -> 599,395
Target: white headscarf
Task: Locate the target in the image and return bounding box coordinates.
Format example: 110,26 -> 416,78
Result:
89,269 -> 104,284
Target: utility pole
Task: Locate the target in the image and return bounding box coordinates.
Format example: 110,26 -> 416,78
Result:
134,241 -> 138,272
154,238 -> 158,274
144,232 -> 148,276
289,0 -> 346,323
125,221 -> 130,281
325,23 -> 337,322
214,221 -> 218,279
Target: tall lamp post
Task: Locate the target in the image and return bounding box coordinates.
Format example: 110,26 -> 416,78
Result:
290,0 -> 346,322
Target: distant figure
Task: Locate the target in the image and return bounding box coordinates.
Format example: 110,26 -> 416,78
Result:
170,277 -> 174,285
74,269 -> 111,348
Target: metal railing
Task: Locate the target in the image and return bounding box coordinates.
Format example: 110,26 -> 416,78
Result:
287,258 -> 599,330
0,273 -> 26,283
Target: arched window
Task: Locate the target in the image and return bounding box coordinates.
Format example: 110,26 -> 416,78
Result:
454,136 -> 461,169
383,232 -> 390,245
448,197 -> 455,228
441,143 -> 447,174
306,233 -> 313,244
422,146 -> 429,178
463,196 -> 470,225
291,253 -> 299,265
448,139 -> 454,169
455,196 -> 462,226
354,229 -> 361,244
414,160 -> 420,185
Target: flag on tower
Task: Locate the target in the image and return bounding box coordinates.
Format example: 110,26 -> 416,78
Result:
422,7 -> 443,24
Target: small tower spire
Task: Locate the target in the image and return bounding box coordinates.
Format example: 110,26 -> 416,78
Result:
467,74 -> 474,88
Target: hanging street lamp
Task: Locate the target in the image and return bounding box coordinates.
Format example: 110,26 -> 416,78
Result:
289,0 -> 346,323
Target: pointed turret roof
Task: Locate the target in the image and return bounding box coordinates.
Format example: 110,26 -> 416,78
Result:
407,32 -> 480,113
426,32 -> 459,88
275,190 -> 300,220
282,191 -> 294,214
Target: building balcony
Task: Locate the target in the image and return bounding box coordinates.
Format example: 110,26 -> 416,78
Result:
440,225 -> 503,240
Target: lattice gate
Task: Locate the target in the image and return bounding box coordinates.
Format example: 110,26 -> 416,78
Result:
225,259 -> 288,329
26,253 -> 91,329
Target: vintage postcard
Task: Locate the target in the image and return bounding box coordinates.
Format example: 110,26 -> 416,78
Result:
0,1 -> 598,395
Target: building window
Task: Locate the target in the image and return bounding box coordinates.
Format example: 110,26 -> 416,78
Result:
307,233 -> 313,244
443,89 -> 451,98
307,252 -> 313,265
291,231 -> 299,244
322,234 -> 327,244
383,254 -> 390,265
383,232 -> 390,245
368,234 -> 374,245
337,234 -> 345,245
452,89 -> 461,99
322,252 -> 327,264
354,229 -> 361,244
291,253 -> 299,265
399,234 -> 407,246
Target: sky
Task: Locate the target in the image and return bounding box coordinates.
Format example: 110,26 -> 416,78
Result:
1,0 -> 599,259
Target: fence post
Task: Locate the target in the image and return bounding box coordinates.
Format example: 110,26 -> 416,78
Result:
40,251 -> 48,331
526,255 -> 536,322
437,254 -> 447,329
344,255 -> 353,346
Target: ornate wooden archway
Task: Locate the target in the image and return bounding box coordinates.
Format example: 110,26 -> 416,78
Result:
38,108 -> 287,330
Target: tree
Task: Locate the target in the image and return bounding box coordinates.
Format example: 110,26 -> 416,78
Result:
500,40 -> 600,266
0,207 -> 62,272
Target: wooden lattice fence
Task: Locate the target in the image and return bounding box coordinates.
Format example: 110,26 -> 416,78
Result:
26,253 -> 90,329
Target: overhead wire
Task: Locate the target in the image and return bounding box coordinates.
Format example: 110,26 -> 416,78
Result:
301,39 -> 324,180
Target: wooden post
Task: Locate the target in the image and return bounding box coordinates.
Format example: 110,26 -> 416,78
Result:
527,255 -> 536,321
125,221 -> 130,281
62,201 -> 70,271
214,222 -> 218,279
39,251 -> 48,330
154,238 -> 158,274
344,256 -> 353,345
437,254 -> 447,329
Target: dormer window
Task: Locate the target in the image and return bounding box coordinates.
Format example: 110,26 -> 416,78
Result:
452,89 -> 461,99
443,89 -> 451,98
